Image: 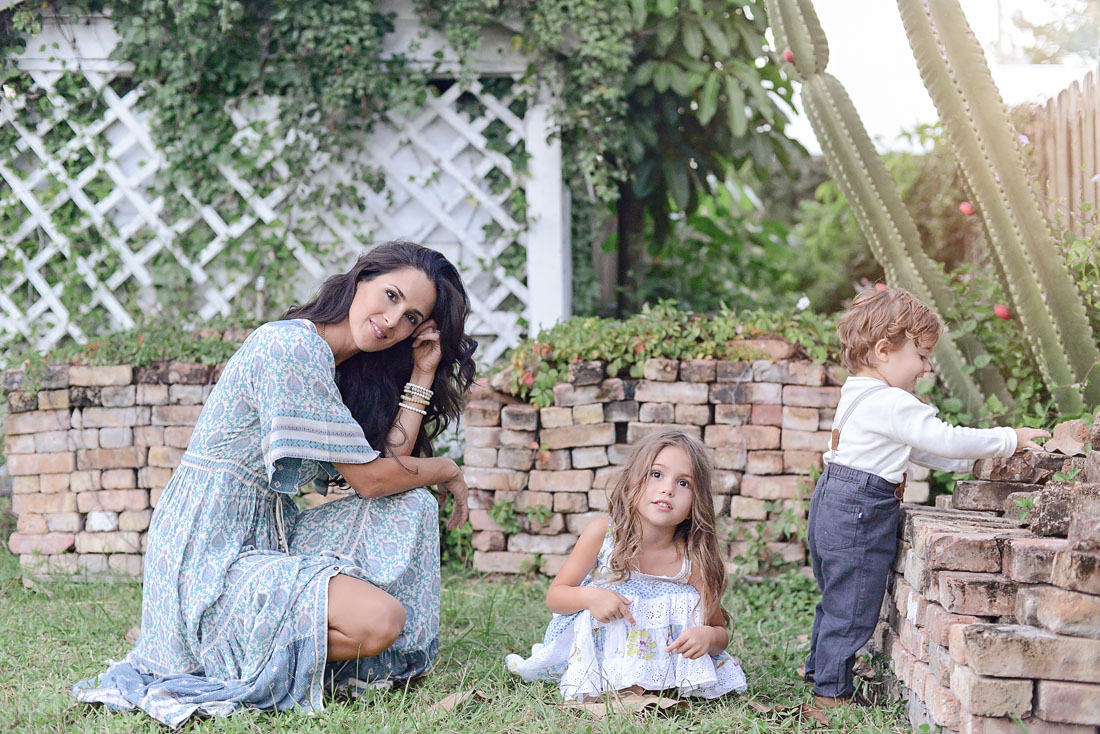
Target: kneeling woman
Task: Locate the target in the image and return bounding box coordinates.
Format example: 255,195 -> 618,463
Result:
75,242 -> 476,727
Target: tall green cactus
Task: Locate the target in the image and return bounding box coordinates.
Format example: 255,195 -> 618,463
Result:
764,0 -> 1010,416
896,0 -> 1100,413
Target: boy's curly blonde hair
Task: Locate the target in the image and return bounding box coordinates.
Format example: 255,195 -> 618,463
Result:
836,287 -> 943,373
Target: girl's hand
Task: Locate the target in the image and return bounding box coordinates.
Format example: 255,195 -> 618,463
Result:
666,626 -> 718,659
411,319 -> 442,376
586,589 -> 635,625
1014,427 -> 1050,453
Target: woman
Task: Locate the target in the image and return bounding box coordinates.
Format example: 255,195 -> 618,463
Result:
74,242 -> 477,727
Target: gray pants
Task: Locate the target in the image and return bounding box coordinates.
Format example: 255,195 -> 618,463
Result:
805,462 -> 900,698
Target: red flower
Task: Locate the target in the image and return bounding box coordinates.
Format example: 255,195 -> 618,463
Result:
958,201 -> 975,216
993,304 -> 1011,320
782,49 -> 795,63
522,372 -> 534,387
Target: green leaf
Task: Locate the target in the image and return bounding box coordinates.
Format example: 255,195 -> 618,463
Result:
656,0 -> 679,18
665,163 -> 690,210
724,76 -> 747,136
669,65 -> 691,96
681,19 -> 704,59
698,17 -> 731,57
631,0 -> 648,26
973,353 -> 992,368
697,73 -> 720,125
634,60 -> 657,86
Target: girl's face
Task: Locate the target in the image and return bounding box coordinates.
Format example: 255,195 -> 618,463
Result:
637,445 -> 695,529
348,267 -> 437,353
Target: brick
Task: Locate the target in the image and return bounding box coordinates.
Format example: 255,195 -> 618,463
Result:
508,533 -> 578,555
77,490 -> 149,513
704,424 -> 780,449
639,402 -> 674,423
101,385 -> 136,407
501,404 -> 538,431
714,404 -> 751,425
4,409 -> 70,435
625,422 -> 701,443
565,511 -> 605,534
572,403 -> 604,425
4,432 -> 35,454
783,450 -> 822,474
818,408 -> 835,430
39,473 -> 71,493
592,467 -> 622,491
542,423 -> 616,449
782,385 -> 840,408
472,530 -> 506,552
567,360 -> 606,386
69,471 -> 100,492
679,360 -> 715,383
729,339 -> 794,360
474,551 -> 535,574
643,358 -> 679,382
69,365 -> 132,386
134,426 -> 164,446
7,451 -> 75,475
464,400 -> 502,426
17,514 -> 47,534
167,361 -> 211,384
529,470 -> 593,493
785,361 -> 826,386
75,531 -> 142,554
151,404 -> 203,426
463,467 -> 526,492
1016,584 -> 1100,638
8,532 -> 76,555
465,427 -> 502,448
925,675 -> 962,729
32,430 -> 68,453
469,509 -> 503,532
552,379 -> 625,407
140,467 -> 174,490
1035,681 -> 1100,725
746,451 -> 784,475
729,496 -> 768,520
108,554 -> 144,578
674,403 -> 711,425
571,447 -> 608,469
715,361 -> 752,382
118,509 -> 153,532
11,475 -> 38,494
553,492 -> 589,513
168,385 -> 203,405
741,475 -> 807,500
749,403 -> 782,426
938,572 -> 1017,615
515,491 -> 553,512
1031,482 -> 1100,536
954,481 -> 1041,512
148,445 -> 184,469
1003,537 -> 1068,583
959,715 -> 1094,733
493,449 -> 533,471
606,444 -> 633,465
99,427 -> 134,449
539,407 -> 572,428
973,451 -> 1065,483
780,429 -> 831,452
1050,549 -> 1100,595
497,429 -> 535,448
539,554 -> 569,576
68,387 -> 101,409
951,664 -> 1032,718
77,447 -> 146,470
928,639 -> 955,686
952,623 -> 1100,683
37,389 -> 70,410
463,448 -> 497,468
535,450 -> 571,471
634,381 -> 707,404
713,447 -> 747,471
7,390 -> 37,412
924,532 -> 1003,572
604,401 -> 639,422
86,511 -> 120,532
136,384 -> 169,405
78,554 -> 109,575
751,360 -> 786,383
710,382 -> 782,405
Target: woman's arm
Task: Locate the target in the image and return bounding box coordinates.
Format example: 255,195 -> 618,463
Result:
545,517 -> 635,623
386,321 -> 440,457
333,454 -> 468,530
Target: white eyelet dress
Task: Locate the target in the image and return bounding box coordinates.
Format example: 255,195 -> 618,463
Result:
506,522 -> 747,701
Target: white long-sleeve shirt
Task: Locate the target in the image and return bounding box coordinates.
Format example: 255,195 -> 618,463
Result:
822,376 -> 1018,483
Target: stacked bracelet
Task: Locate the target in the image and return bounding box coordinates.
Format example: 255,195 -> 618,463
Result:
400,382 -> 433,416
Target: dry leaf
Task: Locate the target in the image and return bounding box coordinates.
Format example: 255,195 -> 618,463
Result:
21,576 -> 54,598
561,692 -> 684,719
430,689 -> 488,714
125,624 -> 141,645
1043,419 -> 1090,456
744,700 -> 829,726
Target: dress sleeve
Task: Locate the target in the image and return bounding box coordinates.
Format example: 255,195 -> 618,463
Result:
247,322 -> 380,494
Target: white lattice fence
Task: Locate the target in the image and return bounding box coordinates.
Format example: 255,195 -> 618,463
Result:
0,8 -> 569,365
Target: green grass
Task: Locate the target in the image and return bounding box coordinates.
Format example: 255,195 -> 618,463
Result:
0,501 -> 908,733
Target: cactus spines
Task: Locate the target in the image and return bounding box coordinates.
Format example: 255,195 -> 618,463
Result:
897,0 -> 1100,412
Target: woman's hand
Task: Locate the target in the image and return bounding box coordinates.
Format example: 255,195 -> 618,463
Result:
436,459 -> 469,531
411,319 -> 442,377
585,588 -> 635,624
666,626 -> 720,659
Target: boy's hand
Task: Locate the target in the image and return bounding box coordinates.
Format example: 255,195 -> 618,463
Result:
1014,427 -> 1051,452
666,626 -> 718,659
585,589 -> 635,625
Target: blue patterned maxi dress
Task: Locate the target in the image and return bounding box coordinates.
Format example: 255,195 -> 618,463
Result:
73,319 -> 441,728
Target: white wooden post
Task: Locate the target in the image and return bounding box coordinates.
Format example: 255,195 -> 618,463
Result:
524,88 -> 571,336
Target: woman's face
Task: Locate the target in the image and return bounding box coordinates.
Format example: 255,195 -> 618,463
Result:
348,267 -> 437,353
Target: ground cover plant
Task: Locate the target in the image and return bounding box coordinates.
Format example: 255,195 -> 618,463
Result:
0,500 -> 908,733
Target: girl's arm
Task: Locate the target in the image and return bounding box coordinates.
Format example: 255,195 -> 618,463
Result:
546,516 -> 635,624
666,571 -> 729,658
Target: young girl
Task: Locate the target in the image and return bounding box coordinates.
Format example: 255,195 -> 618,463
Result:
506,430 -> 747,701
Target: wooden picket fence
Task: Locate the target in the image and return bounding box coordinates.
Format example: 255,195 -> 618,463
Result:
1030,66 -> 1100,236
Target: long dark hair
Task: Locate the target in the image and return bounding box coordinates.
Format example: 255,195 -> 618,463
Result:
285,241 -> 477,456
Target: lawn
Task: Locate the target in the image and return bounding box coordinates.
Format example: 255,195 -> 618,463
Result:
0,500 -> 908,733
